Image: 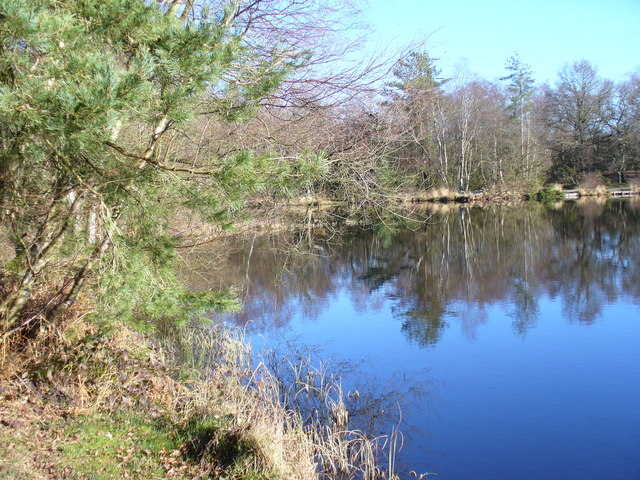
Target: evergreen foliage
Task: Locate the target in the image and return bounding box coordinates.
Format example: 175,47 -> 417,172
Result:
501,53 -> 535,120
387,51 -> 445,100
0,0 -> 320,329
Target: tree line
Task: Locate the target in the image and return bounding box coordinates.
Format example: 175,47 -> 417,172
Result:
315,52 -> 640,195
211,50 -> 640,203
1,0 -> 638,334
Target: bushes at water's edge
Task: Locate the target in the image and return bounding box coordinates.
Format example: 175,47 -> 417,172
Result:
534,185 -> 564,203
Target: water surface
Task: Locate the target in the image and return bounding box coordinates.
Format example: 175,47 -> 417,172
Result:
186,200 -> 640,479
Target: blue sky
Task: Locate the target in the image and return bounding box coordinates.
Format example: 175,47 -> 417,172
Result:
364,0 -> 640,84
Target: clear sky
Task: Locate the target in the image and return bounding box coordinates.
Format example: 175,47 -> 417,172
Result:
364,0 -> 640,85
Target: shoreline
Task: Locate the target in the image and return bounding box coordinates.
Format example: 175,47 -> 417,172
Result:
169,187 -> 639,246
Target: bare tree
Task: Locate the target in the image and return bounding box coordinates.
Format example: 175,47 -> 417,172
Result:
604,74 -> 640,181
543,60 -> 613,180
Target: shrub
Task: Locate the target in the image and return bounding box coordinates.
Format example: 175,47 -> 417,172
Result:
534,186 -> 564,203
577,172 -> 608,196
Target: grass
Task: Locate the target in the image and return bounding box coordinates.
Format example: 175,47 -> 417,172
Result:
1,314 -> 402,480
59,413 -> 185,480
0,426 -> 34,479
576,172 -> 609,196
424,186 -> 459,202
59,412 -> 275,480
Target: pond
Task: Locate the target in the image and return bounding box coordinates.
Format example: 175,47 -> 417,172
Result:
184,199 -> 640,479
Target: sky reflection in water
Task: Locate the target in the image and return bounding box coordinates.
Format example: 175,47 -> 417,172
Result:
189,200 -> 640,479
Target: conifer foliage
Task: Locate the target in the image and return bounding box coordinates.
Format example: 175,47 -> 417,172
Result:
0,0 -> 317,330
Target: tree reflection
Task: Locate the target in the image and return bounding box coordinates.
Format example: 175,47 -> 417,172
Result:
183,200 -> 640,346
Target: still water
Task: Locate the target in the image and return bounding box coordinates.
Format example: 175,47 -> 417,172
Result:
187,200 -> 640,479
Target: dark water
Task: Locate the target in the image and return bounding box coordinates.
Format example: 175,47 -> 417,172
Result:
186,200 -> 640,479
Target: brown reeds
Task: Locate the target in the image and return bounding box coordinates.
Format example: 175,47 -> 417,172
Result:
162,324 -> 403,479
577,172 -> 609,197
1,304 -> 403,479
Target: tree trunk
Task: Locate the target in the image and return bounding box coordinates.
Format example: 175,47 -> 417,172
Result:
1,192 -> 82,328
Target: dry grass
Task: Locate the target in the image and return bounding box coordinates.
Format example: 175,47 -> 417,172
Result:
395,187 -> 459,203
577,172 -> 609,197
161,325 -> 401,479
425,187 -> 458,201
1,316 -> 401,480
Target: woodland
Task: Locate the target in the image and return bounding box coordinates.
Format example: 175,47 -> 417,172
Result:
0,1 -> 639,479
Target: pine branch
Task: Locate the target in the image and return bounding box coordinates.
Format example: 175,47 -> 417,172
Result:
104,141 -> 221,175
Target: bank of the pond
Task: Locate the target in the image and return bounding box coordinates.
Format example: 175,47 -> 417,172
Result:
173,185 -> 640,247
394,185 -> 640,205
0,315 -> 399,480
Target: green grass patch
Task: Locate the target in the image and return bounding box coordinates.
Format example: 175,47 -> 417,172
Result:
58,411 -> 276,479
59,411 -> 187,480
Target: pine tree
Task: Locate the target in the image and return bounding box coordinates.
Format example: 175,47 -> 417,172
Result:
0,0 -> 321,330
501,53 -> 536,182
385,51 -> 450,187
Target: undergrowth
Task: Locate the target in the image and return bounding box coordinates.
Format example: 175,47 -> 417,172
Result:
534,185 -> 564,203
0,312 -> 402,479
